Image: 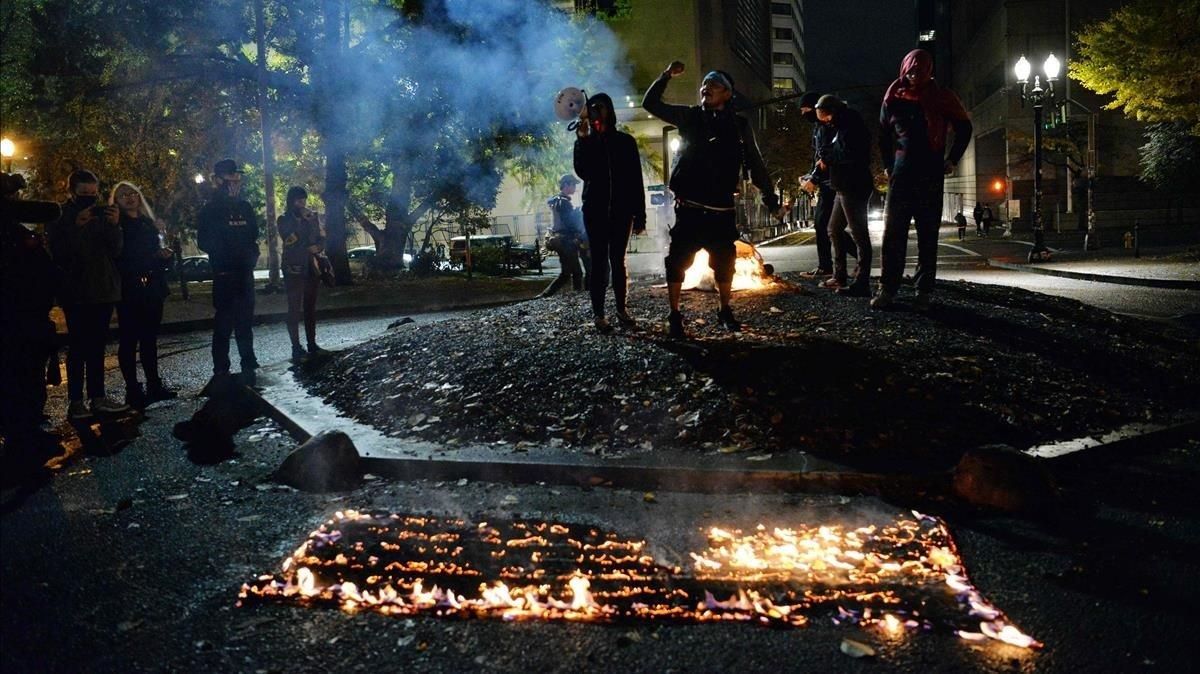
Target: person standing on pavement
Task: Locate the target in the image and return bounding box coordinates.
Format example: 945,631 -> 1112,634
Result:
573,92 -> 647,333
197,159 -> 260,386
798,91 -> 856,279
643,61 -> 782,338
278,186 -> 328,362
813,95 -> 874,298
982,203 -> 995,237
873,49 -> 972,311
46,169 -> 131,419
972,202 -> 984,237
539,175 -> 586,297
955,209 -> 968,240
112,181 -> 176,410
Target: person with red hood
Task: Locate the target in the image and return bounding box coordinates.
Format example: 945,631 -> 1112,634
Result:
872,49 -> 972,311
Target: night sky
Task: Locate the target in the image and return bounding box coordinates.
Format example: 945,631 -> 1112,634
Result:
803,0 -> 917,106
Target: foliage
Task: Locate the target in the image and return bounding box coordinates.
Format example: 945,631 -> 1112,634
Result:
1070,0 -> 1200,134
1139,122 -> 1200,191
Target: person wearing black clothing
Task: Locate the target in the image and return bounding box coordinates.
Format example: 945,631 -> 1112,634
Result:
573,92 -> 647,333
643,61 -> 781,338
799,92 -> 856,278
197,159 -> 260,385
540,175 -> 586,297
814,95 -> 874,297
972,202 -> 984,237
982,204 -> 995,237
873,49 -> 972,311
112,181 -> 175,409
278,186 -> 327,361
955,210 -> 968,240
46,169 -> 130,419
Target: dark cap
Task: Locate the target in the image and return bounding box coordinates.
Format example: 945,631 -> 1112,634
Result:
559,174 -> 580,188
798,91 -> 822,109
213,159 -> 244,176
815,94 -> 844,110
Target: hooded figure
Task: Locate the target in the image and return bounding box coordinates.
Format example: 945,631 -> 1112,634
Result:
573,92 -> 647,333
873,49 -> 972,311
798,90 -> 854,276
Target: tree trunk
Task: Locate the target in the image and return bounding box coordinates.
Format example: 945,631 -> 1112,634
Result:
319,0 -> 353,285
256,0 -> 281,289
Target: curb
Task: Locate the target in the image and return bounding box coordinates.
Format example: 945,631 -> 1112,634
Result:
987,259 -> 1200,290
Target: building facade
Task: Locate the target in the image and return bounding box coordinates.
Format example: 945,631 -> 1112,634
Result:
770,1 -> 807,96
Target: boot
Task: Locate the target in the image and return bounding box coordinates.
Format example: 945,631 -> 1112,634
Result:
125,383 -> 147,411
717,307 -> 742,332
667,310 -> 685,339
146,379 -> 178,403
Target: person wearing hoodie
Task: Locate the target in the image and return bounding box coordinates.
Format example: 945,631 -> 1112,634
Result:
643,61 -> 781,338
540,174 -> 586,297
197,159 -> 260,386
573,92 -> 647,333
814,95 -> 874,298
277,186 -> 327,362
46,169 -> 130,419
798,91 -> 856,278
873,49 -> 972,311
112,181 -> 176,410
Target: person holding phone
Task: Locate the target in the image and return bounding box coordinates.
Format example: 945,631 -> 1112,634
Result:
47,169 -> 129,419
277,186 -> 327,362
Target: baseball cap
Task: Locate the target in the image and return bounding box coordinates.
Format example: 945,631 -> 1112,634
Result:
815,94 -> 844,110
213,159 -> 244,176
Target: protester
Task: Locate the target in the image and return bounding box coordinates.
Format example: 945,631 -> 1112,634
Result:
955,209 -> 968,240
643,61 -> 781,338
278,186 -> 327,361
112,181 -> 176,409
798,91 -> 856,278
874,49 -> 973,311
46,170 -> 130,418
197,159 -> 260,386
539,174 -> 586,297
973,201 -> 984,237
982,203 -> 995,237
813,95 -> 874,298
0,173 -> 60,457
573,92 -> 647,333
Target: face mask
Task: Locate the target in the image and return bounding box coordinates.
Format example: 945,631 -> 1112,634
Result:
76,195 -> 97,208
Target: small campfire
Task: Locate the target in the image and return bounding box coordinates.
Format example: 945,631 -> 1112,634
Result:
680,240 -> 770,292
240,510 -> 1039,649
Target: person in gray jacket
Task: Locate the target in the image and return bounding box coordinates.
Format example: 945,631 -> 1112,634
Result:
46,169 -> 130,419
278,186 -> 327,362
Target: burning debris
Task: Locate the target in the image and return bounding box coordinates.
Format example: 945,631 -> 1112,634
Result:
680,241 -> 771,292
241,509 -> 1039,650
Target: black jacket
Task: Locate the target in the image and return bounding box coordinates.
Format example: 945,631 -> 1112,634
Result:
809,121 -> 835,192
643,73 -> 779,212
47,198 -> 123,305
823,107 -> 875,197
573,107 -> 646,229
196,194 -> 259,274
117,212 -> 171,300
278,209 -> 326,277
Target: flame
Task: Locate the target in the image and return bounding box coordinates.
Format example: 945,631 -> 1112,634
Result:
680,241 -> 769,292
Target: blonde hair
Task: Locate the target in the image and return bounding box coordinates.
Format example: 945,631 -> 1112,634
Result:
109,181 -> 156,221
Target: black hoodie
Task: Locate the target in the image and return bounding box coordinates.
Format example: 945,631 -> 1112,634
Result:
573,93 -> 647,230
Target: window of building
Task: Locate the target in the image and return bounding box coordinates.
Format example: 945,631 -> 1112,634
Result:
731,0 -> 772,85
771,2 -> 792,16
773,52 -> 795,65
773,78 -> 796,91
774,27 -> 793,41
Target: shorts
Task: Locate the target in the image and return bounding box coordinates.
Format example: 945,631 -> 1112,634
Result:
664,206 -> 737,284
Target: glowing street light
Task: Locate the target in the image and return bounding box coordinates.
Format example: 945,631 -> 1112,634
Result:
1,137 -> 14,172
1013,53 -> 1061,262
194,172 -> 205,184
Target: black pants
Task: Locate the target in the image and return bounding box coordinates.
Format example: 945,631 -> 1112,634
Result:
63,303 -> 113,401
813,187 -> 856,272
881,176 -> 944,292
285,273 -> 319,349
0,318 -> 52,433
829,192 -> 872,290
212,271 -> 257,374
584,215 -> 633,318
118,294 -> 165,388
665,206 -> 736,284
544,247 -> 583,295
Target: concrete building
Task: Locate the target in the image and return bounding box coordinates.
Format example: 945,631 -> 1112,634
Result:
771,1 -> 807,96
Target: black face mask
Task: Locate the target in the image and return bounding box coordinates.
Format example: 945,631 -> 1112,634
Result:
75,195 -> 97,208
801,109 -> 816,123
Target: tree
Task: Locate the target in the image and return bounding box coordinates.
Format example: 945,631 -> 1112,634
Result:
1070,0 -> 1200,134
1139,122 -> 1200,191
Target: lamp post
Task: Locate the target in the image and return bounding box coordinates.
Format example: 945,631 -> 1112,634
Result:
1,137 -> 14,173
1014,53 -> 1060,262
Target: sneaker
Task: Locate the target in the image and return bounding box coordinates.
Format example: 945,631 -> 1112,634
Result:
90,396 -> 131,414
594,317 -> 614,334
291,345 -> 308,362
835,284 -> 871,298
820,277 -> 846,290
913,291 -> 933,312
125,383 -> 147,411
68,400 -> 92,420
801,268 -> 832,279
667,311 -> 686,339
870,288 -> 896,310
717,307 -> 742,332
615,310 -> 637,328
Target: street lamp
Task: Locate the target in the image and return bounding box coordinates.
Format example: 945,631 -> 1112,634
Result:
193,172 -> 205,184
1,137 -> 14,173
1014,53 -> 1060,262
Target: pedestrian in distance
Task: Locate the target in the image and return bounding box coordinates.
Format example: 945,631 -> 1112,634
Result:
973,202 -> 984,237
955,209 -> 968,241
46,169 -> 131,419
573,92 -> 647,334
278,186 -> 328,362
873,49 -> 973,312
643,60 -> 782,338
197,159 -> 260,387
812,95 -> 874,298
539,174 -> 587,298
798,91 -> 856,278
982,204 -> 995,237
112,181 -> 177,410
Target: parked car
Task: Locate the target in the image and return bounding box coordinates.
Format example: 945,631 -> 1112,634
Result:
347,246 -> 414,275
448,235 -> 541,270
179,255 -> 212,282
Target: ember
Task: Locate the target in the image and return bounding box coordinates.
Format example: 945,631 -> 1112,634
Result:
240,510 -> 1039,649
